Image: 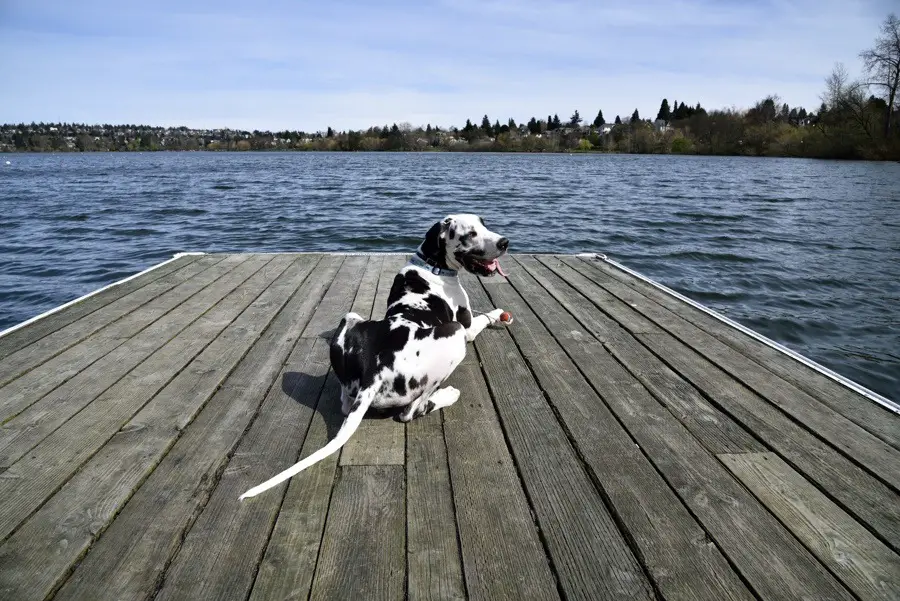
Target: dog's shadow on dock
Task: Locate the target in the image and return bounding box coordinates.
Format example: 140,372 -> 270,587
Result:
281,370 -> 343,440
281,369 -> 400,442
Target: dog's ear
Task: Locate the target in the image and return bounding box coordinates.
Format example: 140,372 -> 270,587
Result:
420,220 -> 448,264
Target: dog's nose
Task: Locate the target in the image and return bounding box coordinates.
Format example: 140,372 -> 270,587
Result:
497,237 -> 509,251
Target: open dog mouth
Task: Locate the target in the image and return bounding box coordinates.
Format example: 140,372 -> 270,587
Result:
463,256 -> 508,277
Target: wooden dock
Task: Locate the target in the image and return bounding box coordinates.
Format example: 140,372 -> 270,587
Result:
0,252 -> 897,601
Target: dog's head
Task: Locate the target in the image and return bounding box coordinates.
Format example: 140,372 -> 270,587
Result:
418,214 -> 509,276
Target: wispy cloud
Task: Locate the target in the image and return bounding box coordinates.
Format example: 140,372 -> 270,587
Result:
0,0 -> 893,130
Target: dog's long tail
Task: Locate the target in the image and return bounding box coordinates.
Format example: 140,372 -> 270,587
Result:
238,381 -> 379,500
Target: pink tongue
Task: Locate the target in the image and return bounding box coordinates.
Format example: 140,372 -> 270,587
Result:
491,259 -> 508,277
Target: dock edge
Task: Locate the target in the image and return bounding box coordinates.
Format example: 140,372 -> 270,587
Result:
0,252 -> 206,339
579,252 -> 900,415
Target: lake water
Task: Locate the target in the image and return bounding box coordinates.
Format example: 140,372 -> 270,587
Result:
1,152 -> 898,400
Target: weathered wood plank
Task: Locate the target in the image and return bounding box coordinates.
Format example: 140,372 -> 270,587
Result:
639,331 -> 900,552
0,254 -> 282,544
0,255 -> 215,386
247,372 -> 345,601
559,255 -> 900,491
406,411 -> 466,601
528,255 -> 900,551
506,258 -> 858,601
0,255 -> 248,464
481,271 -> 756,601
341,255 -> 408,466
153,338 -> 330,601
464,275 -> 655,601
0,253 -> 197,361
0,256 -> 335,601
0,255 -> 229,424
49,256 -> 365,601
432,351 -> 560,601
154,258 -> 381,601
579,255 -> 900,449
308,465 -> 406,601
514,255 -> 761,454
720,452 -> 900,601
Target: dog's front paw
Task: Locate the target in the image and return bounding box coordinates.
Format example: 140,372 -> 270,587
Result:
487,308 -> 513,326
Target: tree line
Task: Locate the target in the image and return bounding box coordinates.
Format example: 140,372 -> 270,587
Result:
2,14 -> 897,160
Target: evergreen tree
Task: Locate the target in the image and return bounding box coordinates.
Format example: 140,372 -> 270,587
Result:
494,119 -> 501,134
463,119 -> 474,132
426,124 -> 432,134
326,126 -> 334,138
569,110 -> 582,127
656,99 -> 671,123
552,114 -> 562,129
614,115 -> 622,125
527,117 -> 539,134
592,109 -> 605,128
630,109 -> 640,123
508,117 -> 517,129
780,103 -> 790,121
481,114 -> 493,136
547,115 -> 553,129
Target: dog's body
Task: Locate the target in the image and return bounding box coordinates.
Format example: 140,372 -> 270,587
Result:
240,214 -> 509,500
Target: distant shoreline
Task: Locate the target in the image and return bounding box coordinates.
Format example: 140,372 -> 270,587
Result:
3,113 -> 899,161
3,148 -> 898,161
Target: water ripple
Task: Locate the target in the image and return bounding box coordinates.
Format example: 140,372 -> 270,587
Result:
0,152 -> 898,400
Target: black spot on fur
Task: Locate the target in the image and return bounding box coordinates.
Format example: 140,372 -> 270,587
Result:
435,322 -> 464,339
393,375 -> 407,396
455,306 -> 472,328
408,376 -> 419,389
388,270 -> 430,307
424,401 -> 435,413
393,293 -> 453,329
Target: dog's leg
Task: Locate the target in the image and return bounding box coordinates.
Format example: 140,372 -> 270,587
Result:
465,309 -> 508,342
415,386 -> 460,417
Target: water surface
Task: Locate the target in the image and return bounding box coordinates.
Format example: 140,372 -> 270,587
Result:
1,152 -> 897,400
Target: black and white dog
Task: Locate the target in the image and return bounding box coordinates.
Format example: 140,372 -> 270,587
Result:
240,214 -> 510,500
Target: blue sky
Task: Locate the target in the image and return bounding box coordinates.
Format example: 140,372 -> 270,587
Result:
0,0 -> 893,131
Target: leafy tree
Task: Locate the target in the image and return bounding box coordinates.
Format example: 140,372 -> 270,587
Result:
592,109 -> 605,127
656,99 -> 671,122
569,110 -> 582,127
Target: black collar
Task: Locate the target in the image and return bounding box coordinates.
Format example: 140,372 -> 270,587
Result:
412,251 -> 458,277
